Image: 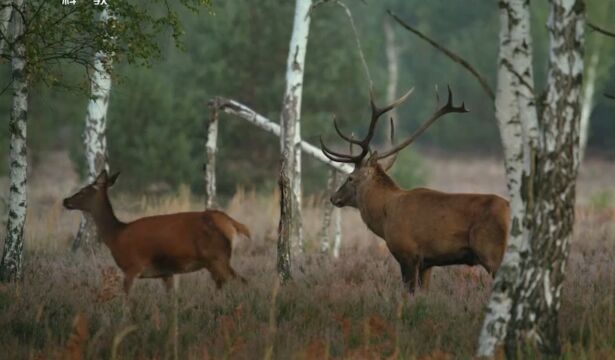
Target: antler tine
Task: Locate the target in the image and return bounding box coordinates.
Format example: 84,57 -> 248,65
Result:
443,85 -> 468,113
375,87 -> 414,118
320,136 -> 362,164
375,86 -> 468,161
333,116 -> 362,145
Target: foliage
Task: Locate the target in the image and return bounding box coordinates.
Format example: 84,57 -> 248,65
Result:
1,0 -> 615,196
0,0 -> 210,89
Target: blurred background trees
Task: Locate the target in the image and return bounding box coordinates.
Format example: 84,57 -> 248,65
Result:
0,0 -> 613,200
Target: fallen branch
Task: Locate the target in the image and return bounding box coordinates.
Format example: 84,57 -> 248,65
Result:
210,97 -> 353,174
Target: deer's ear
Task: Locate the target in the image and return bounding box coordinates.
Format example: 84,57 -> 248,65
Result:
94,170 -> 108,187
108,172 -> 120,187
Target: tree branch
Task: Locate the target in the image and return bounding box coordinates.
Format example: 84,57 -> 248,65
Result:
605,93 -> 615,100
387,9 -> 495,101
588,21 -> 615,38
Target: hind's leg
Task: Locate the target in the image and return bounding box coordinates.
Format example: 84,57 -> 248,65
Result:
469,222 -> 507,277
208,257 -> 242,288
418,267 -> 432,290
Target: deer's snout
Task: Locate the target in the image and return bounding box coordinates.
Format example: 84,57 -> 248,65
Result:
330,196 -> 343,207
62,198 -> 74,209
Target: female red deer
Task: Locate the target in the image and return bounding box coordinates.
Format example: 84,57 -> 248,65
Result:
320,87 -> 509,294
63,170 -> 248,294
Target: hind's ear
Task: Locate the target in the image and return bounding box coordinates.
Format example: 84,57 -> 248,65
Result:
108,172 -> 120,187
94,170 -> 108,188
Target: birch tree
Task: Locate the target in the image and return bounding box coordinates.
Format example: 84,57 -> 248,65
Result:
390,0 -> 585,356
0,0 -> 11,55
280,0 -> 312,254
0,0 -> 26,282
72,6 -> 113,251
477,0 -> 585,357
0,0 -> 210,281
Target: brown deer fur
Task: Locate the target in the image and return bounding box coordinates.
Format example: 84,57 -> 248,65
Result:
331,160 -> 509,292
63,170 -> 248,293
321,87 -> 509,293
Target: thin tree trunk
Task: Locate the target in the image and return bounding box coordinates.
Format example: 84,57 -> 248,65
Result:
332,205 -> 341,258
205,99 -> 219,209
320,169 -> 338,254
72,7 -> 113,251
277,152 -> 292,282
280,0 -> 312,254
384,20 -> 399,143
0,1 -> 12,55
0,0 -> 27,282
579,50 -> 598,161
477,0 -> 538,356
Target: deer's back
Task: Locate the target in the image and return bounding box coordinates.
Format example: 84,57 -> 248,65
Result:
111,210 -> 236,271
384,188 -> 509,255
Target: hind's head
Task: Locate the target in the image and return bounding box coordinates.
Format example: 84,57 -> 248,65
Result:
63,170 -> 119,213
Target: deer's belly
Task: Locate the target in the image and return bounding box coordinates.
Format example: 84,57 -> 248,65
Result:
140,258 -> 207,278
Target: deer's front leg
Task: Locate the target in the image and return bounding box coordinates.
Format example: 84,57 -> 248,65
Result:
397,256 -> 419,294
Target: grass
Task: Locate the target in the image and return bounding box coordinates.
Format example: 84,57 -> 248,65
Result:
0,152 -> 614,359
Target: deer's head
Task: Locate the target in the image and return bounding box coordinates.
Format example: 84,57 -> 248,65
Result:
322,86 -> 467,208
63,170 -> 120,212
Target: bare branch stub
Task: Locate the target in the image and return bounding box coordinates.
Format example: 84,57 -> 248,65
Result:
588,22 -> 615,38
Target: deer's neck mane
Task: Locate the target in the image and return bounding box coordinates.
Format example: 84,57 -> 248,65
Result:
357,167 -> 400,238
90,192 -> 125,245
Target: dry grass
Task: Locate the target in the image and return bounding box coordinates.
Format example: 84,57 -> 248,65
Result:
0,152 -> 614,359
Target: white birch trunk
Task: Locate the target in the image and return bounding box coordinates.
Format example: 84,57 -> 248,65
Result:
320,170 -> 338,254
332,206 -> 341,258
0,0 -> 12,55
0,0 -> 27,282
478,0 -> 584,356
214,97 -> 352,174
72,7 -> 113,251
506,0 -> 584,354
280,0 -> 312,254
579,51 -> 598,161
477,0 -> 536,355
205,101 -> 219,209
384,20 -> 399,142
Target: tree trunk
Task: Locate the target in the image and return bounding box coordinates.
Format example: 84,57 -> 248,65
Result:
578,50 -> 598,161
280,0 -> 312,254
384,20 -> 399,143
505,0 -> 584,355
332,205 -> 341,259
0,0 -> 27,282
205,99 -> 219,209
72,7 -> 113,251
320,169 -> 338,254
0,1 -> 12,55
277,152 -> 293,282
477,1 -> 534,352
477,0 -> 584,357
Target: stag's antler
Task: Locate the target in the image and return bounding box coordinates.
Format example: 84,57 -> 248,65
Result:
320,87 -> 414,165
374,86 -> 468,161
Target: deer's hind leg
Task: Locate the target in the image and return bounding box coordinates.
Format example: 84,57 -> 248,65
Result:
207,257 -> 243,288
469,220 -> 507,277
418,267 -> 432,290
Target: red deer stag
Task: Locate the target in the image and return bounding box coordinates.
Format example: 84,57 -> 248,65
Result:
320,87 -> 509,294
63,170 -> 248,293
